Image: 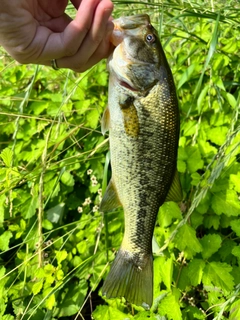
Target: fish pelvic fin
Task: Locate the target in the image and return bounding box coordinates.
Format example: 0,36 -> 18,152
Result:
99,179 -> 122,212
165,169 -> 182,202
101,105 -> 110,135
102,249 -> 153,309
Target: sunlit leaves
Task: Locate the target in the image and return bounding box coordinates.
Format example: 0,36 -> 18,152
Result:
199,234 -> 222,259
0,231 -> 12,251
202,262 -> 234,294
173,224 -> 202,259
158,289 -> 182,320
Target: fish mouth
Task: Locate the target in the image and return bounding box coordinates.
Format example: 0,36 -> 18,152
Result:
110,14 -> 150,46
119,80 -> 137,91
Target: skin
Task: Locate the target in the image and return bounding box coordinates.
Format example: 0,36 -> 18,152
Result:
0,0 -> 114,72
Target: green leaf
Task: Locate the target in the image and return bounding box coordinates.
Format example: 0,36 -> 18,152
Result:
203,261 -> 234,293
22,194 -> 38,219
212,190 -> 240,216
32,280 -> 43,295
187,259 -> 205,286
0,231 -> 13,251
0,148 -> 13,167
199,234 -> 222,259
60,171 -> 75,187
203,215 -> 220,230
55,250 -> 68,265
45,293 -> 56,310
85,109 -> 100,129
230,300 -> 240,320
186,146 -> 204,173
158,202 -> 182,227
42,219 -> 53,230
173,224 -> 202,259
154,256 -> 173,291
207,126 -> 228,146
232,246 -> 240,259
158,289 -> 182,320
93,305 -> 133,320
230,220 -> 240,237
230,172 -> 240,193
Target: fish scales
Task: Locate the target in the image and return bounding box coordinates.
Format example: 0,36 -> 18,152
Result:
100,14 -> 181,309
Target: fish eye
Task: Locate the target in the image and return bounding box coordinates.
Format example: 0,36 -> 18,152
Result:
146,34 -> 155,43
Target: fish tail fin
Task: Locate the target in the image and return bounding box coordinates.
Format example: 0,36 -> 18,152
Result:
102,249 -> 153,309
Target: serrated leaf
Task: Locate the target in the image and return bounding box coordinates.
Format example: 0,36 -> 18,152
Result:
158,289 -> 182,320
32,280 -> 43,295
230,299 -> 240,320
0,148 -> 13,167
174,224 -> 202,259
207,126 -> 228,146
203,215 -> 220,230
232,246 -> 240,259
187,259 -> 205,286
93,305 -> 133,320
158,202 -> 182,227
203,261 -> 234,293
200,234 -> 222,259
154,256 -> 173,291
0,231 -> 13,251
212,190 -> 240,216
230,220 -> 240,237
55,250 -> 68,265
85,109 -> 100,129
230,172 -> 240,193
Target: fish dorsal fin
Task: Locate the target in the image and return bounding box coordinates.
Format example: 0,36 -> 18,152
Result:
101,106 -> 110,135
165,170 -> 182,202
99,179 -> 122,212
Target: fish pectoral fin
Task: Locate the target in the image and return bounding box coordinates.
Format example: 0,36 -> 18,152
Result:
165,170 -> 183,202
99,179 -> 122,212
101,105 -> 110,135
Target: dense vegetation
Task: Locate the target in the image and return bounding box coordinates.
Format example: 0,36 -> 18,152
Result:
0,0 -> 240,319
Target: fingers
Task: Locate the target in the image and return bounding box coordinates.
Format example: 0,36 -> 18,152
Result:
56,0 -> 114,71
1,0 -> 114,72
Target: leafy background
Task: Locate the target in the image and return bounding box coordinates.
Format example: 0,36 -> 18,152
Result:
0,0 -> 240,319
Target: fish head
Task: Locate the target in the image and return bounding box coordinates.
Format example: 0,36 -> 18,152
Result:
108,14 -> 167,93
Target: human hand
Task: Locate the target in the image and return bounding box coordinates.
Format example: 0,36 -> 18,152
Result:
0,0 -> 114,72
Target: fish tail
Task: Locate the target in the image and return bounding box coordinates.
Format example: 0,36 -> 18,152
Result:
102,249 -> 153,309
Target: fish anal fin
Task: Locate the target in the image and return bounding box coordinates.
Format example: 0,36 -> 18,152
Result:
166,170 -> 182,202
99,179 -> 121,212
102,249 -> 153,309
101,106 -> 110,135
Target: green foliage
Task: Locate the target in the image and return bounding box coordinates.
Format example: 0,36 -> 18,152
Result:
0,0 -> 240,319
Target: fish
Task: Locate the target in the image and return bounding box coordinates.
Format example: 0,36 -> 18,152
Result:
100,14 -> 182,309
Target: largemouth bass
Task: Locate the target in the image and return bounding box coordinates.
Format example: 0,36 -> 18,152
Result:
100,14 -> 182,309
